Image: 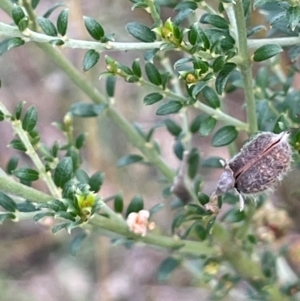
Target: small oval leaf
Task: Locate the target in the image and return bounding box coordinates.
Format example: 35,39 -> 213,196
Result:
253,44 -> 283,62
6,155 -> 19,174
8,139 -> 27,151
88,171 -> 104,193
0,192 -> 17,212
22,105 -> 38,132
199,116 -> 217,136
70,232 -> 87,256
156,101 -> 183,115
12,5 -> 25,25
200,13 -> 229,29
117,154 -> 144,167
114,194 -> 124,213
57,9 -> 69,36
13,167 -> 39,181
83,49 -> 100,72
215,63 -> 236,95
144,93 -> 163,105
37,17 -> 57,36
126,195 -> 144,217
70,102 -> 106,117
157,257 -> 180,282
84,16 -> 104,40
164,119 -> 182,136
202,86 -> 220,108
212,126 -> 238,147
145,62 -> 162,86
54,157 -> 73,188
126,22 -> 156,42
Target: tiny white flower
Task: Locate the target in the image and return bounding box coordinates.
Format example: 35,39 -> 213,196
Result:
126,210 -> 155,236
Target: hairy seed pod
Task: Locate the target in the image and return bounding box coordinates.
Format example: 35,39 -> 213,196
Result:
214,131 -> 292,210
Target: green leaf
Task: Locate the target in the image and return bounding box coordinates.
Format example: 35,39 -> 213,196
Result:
212,126 -> 238,147
174,1 -> 197,11
188,23 -> 199,45
157,257 -> 180,281
88,171 -> 104,192
55,211 -> 76,221
106,76 -> 116,97
198,192 -> 209,205
173,8 -> 194,25
200,13 -> 229,29
190,114 -> 206,133
6,155 -> 19,174
286,5 -> 300,30
54,157 -> 73,188
31,0 -> 40,9
70,232 -> 88,256
149,203 -> 164,216
22,105 -> 38,132
75,169 -> 89,183
261,250 -> 276,278
247,25 -> 266,37
212,56 -> 226,73
12,5 -> 25,25
83,49 -> 100,72
1,38 -> 25,55
33,211 -> 55,222
222,207 -> 245,223
39,200 -> 66,212
145,62 -> 162,86
43,3 -> 66,18
188,148 -> 200,179
8,139 -> 26,151
164,119 -> 182,136
132,59 -> 142,77
201,156 -> 224,168
49,39 -> 64,46
0,110 -> 4,121
192,81 -> 206,99
13,167 -> 39,181
114,194 -> 124,213
156,101 -> 183,115
185,203 -> 209,215
194,224 -> 207,240
0,192 -> 17,212
201,86 -> 220,108
70,102 -> 107,117
173,140 -> 184,160
17,19 -> 29,33
17,201 -> 38,212
193,25 -> 210,49
37,17 -> 57,36
215,63 -> 236,95
57,9 -> 69,36
144,93 -> 163,105
253,0 -> 275,9
0,213 -> 15,224
75,133 -> 86,149
52,222 -> 70,234
117,154 -> 144,167
126,22 -> 156,42
126,195 -> 144,217
84,16 -> 104,40
253,44 -> 283,62
199,116 -> 217,136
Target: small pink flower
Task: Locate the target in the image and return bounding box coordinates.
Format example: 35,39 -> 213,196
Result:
126,210 -> 155,236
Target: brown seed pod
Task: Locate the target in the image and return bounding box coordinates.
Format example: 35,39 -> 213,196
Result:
214,131 -> 292,210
